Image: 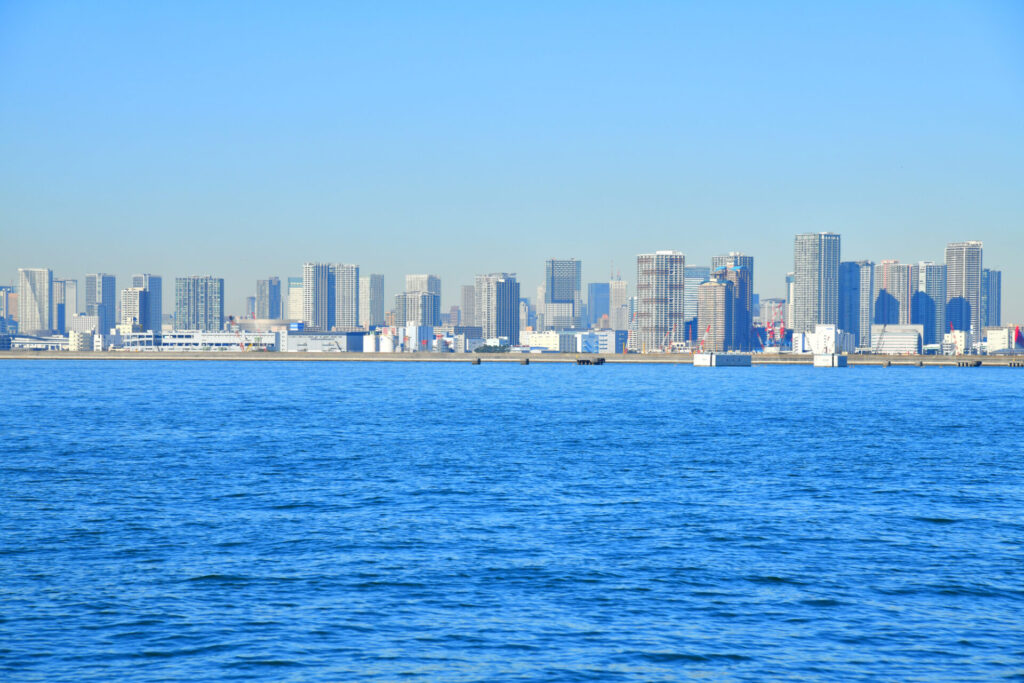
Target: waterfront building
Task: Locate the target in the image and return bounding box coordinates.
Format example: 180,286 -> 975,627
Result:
256,276 -> 282,319
85,273 -> 117,334
945,241 -> 983,332
302,263 -> 360,331
609,279 -> 628,330
17,268 -> 52,335
871,324 -> 924,355
475,273 -> 519,343
792,233 -> 840,333
712,253 -> 754,342
120,287 -> 149,328
587,282 -> 610,328
285,277 -> 303,320
460,285 -> 476,326
575,329 -> 628,354
543,258 -> 583,330
53,278 -> 77,334
981,268 -> 1001,328
712,259 -> 753,350
873,260 -> 917,326
697,279 -> 734,352
635,251 -> 685,352
784,271 -> 795,332
838,260 -> 873,348
131,274 -> 162,332
404,274 -> 441,326
174,275 -> 225,331
683,266 -> 710,333
359,274 -> 385,328
70,314 -> 99,333
401,290 -> 441,328
914,262 -> 947,347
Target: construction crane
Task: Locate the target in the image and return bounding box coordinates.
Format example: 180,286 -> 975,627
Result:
698,324 -> 711,353
661,323 -> 677,353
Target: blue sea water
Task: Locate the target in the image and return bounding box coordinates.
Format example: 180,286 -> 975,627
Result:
1,360 -> 1023,681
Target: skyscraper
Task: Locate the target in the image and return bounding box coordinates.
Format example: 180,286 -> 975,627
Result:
53,278 -> 77,334
712,260 -> 753,350
587,282 -> 610,328
460,285 -> 476,326
609,279 -> 628,331
256,276 -> 282,319
17,268 -> 52,335
475,273 -> 519,342
635,251 -> 685,352
302,263 -> 360,331
359,274 -> 385,328
85,273 -> 117,334
873,260 -> 917,325
174,276 -> 225,331
405,274 -> 441,326
286,277 -> 303,320
131,274 -> 162,332
914,262 -> 946,347
981,268 -> 1001,328
683,266 -> 710,330
543,258 -> 583,330
120,287 -> 149,328
945,241 -> 983,332
697,279 -> 733,352
838,261 -> 874,348
401,290 -> 441,327
792,233 -> 840,333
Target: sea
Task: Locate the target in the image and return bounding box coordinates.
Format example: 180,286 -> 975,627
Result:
1,359 -> 1022,681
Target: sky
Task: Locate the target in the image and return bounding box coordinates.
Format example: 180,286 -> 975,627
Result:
2,1 -> 1022,320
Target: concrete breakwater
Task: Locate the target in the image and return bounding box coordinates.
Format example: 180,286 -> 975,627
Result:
1,350 -> 1022,366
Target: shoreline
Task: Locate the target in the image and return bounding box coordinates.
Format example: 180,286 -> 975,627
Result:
1,350 -> 1020,366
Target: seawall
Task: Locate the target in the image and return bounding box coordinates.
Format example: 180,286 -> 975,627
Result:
1,351 -> 1021,366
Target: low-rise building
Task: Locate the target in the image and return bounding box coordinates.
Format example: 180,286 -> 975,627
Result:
278,330 -> 360,352
872,324 -> 923,355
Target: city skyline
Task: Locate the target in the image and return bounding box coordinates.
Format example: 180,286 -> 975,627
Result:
2,3 -> 1022,321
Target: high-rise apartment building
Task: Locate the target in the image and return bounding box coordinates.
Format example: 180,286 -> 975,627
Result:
981,268 -> 1001,328
945,241 -> 983,332
174,276 -> 225,331
543,258 -> 583,330
683,266 -> 710,327
712,258 -> 753,351
120,287 -> 149,328
53,278 -> 77,334
609,279 -> 628,331
792,233 -> 840,333
635,251 -> 685,352
873,260 -> 917,325
587,282 -> 610,328
359,274 -> 385,328
460,285 -> 476,326
838,261 -> 874,348
256,277 -> 282,319
405,274 -> 441,327
475,273 -> 520,342
131,274 -> 162,332
302,263 -> 360,331
286,277 -> 303,320
697,279 -> 734,352
17,268 -> 52,335
396,290 -> 440,328
85,273 -> 117,334
914,262 -> 946,346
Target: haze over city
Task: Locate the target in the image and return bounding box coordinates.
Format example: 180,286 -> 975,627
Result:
2,2 -> 1022,319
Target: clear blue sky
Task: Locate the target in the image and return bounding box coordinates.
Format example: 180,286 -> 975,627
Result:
2,1 -> 1022,320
